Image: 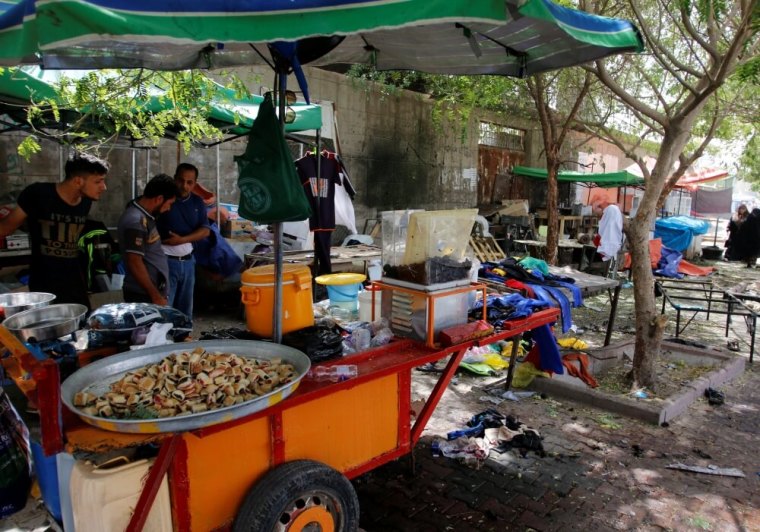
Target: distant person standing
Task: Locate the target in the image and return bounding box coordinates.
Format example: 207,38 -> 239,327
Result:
741,208 -> 760,268
724,203 -> 749,261
156,163 -> 210,321
0,152 -> 109,308
117,175 -> 177,305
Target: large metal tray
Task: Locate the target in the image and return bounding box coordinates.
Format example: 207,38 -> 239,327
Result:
61,340 -> 311,434
2,303 -> 87,342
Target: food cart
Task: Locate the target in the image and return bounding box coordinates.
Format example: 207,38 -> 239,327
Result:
0,301 -> 558,531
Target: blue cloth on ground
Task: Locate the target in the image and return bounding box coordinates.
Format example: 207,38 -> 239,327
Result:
655,246 -> 684,278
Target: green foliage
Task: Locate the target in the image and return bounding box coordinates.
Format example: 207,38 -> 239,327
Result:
345,65 -> 527,129
15,69 -> 246,159
740,132 -> 760,189
17,136 -> 41,160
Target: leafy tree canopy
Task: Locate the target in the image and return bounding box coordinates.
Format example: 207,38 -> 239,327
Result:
1,68 -> 252,160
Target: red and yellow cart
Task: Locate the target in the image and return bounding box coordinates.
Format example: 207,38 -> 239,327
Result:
0,306 -> 558,531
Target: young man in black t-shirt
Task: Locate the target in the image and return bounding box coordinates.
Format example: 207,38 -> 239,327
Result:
0,153 -> 110,308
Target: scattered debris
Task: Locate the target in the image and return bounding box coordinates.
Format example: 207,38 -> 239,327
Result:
478,395 -> 504,406
666,463 -> 745,477
704,387 -> 725,406
502,391 -> 537,401
595,413 -> 622,430
692,448 -> 713,459
434,410 -> 546,463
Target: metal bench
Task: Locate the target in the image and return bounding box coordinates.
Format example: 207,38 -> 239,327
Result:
656,278 -> 757,362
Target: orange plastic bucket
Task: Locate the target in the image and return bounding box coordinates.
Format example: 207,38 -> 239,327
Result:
240,264 -> 314,337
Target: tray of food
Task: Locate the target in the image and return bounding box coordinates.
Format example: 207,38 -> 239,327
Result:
61,340 -> 311,434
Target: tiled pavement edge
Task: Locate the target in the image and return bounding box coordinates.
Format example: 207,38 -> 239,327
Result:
354,364 -> 760,531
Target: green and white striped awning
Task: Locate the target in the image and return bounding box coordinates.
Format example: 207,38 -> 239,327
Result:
0,0 -> 643,76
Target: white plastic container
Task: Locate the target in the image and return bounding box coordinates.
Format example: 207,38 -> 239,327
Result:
70,458 -> 173,532
358,288 -> 382,322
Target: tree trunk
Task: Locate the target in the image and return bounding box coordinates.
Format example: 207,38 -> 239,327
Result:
628,122 -> 695,388
627,210 -> 661,387
545,160 -> 560,265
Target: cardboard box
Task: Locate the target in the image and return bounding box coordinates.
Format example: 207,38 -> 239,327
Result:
6,233 -> 30,250
222,219 -> 254,238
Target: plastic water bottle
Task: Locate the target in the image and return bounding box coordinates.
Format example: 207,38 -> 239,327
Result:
353,328 -> 371,351
311,365 -> 358,382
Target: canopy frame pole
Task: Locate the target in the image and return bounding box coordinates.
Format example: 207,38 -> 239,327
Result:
131,149 -> 137,199
314,128 -> 321,277
216,144 -> 221,227
272,69 -> 286,344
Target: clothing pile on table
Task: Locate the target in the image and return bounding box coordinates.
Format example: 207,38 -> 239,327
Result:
479,257 -> 583,333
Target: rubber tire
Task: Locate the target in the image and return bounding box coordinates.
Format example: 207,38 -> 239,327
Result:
233,460 -> 360,532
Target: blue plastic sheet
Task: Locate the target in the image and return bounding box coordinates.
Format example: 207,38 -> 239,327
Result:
655,246 -> 684,278
654,216 -> 710,252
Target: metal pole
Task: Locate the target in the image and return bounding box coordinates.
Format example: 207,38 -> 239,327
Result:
131,150 -> 137,198
216,144 -> 221,227
272,70 -> 286,344
314,128 -> 321,276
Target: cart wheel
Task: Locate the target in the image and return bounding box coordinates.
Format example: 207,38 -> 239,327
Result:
233,460 -> 360,532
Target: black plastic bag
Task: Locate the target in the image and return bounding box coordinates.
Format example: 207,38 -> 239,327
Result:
282,325 -> 344,363
0,388 -> 31,519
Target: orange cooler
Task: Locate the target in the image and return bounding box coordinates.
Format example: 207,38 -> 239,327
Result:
240,264 -> 314,337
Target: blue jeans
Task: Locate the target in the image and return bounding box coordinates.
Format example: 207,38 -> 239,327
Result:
167,256 -> 195,321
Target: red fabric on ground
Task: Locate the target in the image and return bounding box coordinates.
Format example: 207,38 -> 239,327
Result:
677,261 -> 715,276
622,238 -> 714,276
561,353 -> 599,388
624,238 -> 663,269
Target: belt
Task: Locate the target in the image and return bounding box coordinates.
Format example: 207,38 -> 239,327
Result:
167,253 -> 193,261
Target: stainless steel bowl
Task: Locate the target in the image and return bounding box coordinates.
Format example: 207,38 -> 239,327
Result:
61,340 -> 311,434
0,292 -> 56,319
2,303 -> 88,343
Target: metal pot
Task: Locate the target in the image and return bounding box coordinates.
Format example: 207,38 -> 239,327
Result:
0,292 -> 56,320
2,303 -> 88,343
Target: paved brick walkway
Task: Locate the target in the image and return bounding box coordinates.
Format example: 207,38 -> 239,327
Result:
354,363 -> 760,531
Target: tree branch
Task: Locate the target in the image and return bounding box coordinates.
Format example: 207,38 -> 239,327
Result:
557,72 -> 592,147
633,0 -> 706,79
592,60 -> 668,126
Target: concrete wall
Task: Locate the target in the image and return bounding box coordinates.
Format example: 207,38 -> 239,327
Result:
0,68 -> 632,231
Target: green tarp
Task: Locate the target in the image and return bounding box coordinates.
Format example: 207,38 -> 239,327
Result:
0,1 -> 643,77
512,165 -> 644,188
0,67 -> 323,136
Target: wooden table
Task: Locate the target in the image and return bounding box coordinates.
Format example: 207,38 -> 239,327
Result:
514,239 -> 597,269
549,265 -> 622,346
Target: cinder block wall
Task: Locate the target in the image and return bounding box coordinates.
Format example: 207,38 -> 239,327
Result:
0,67 -> 538,232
